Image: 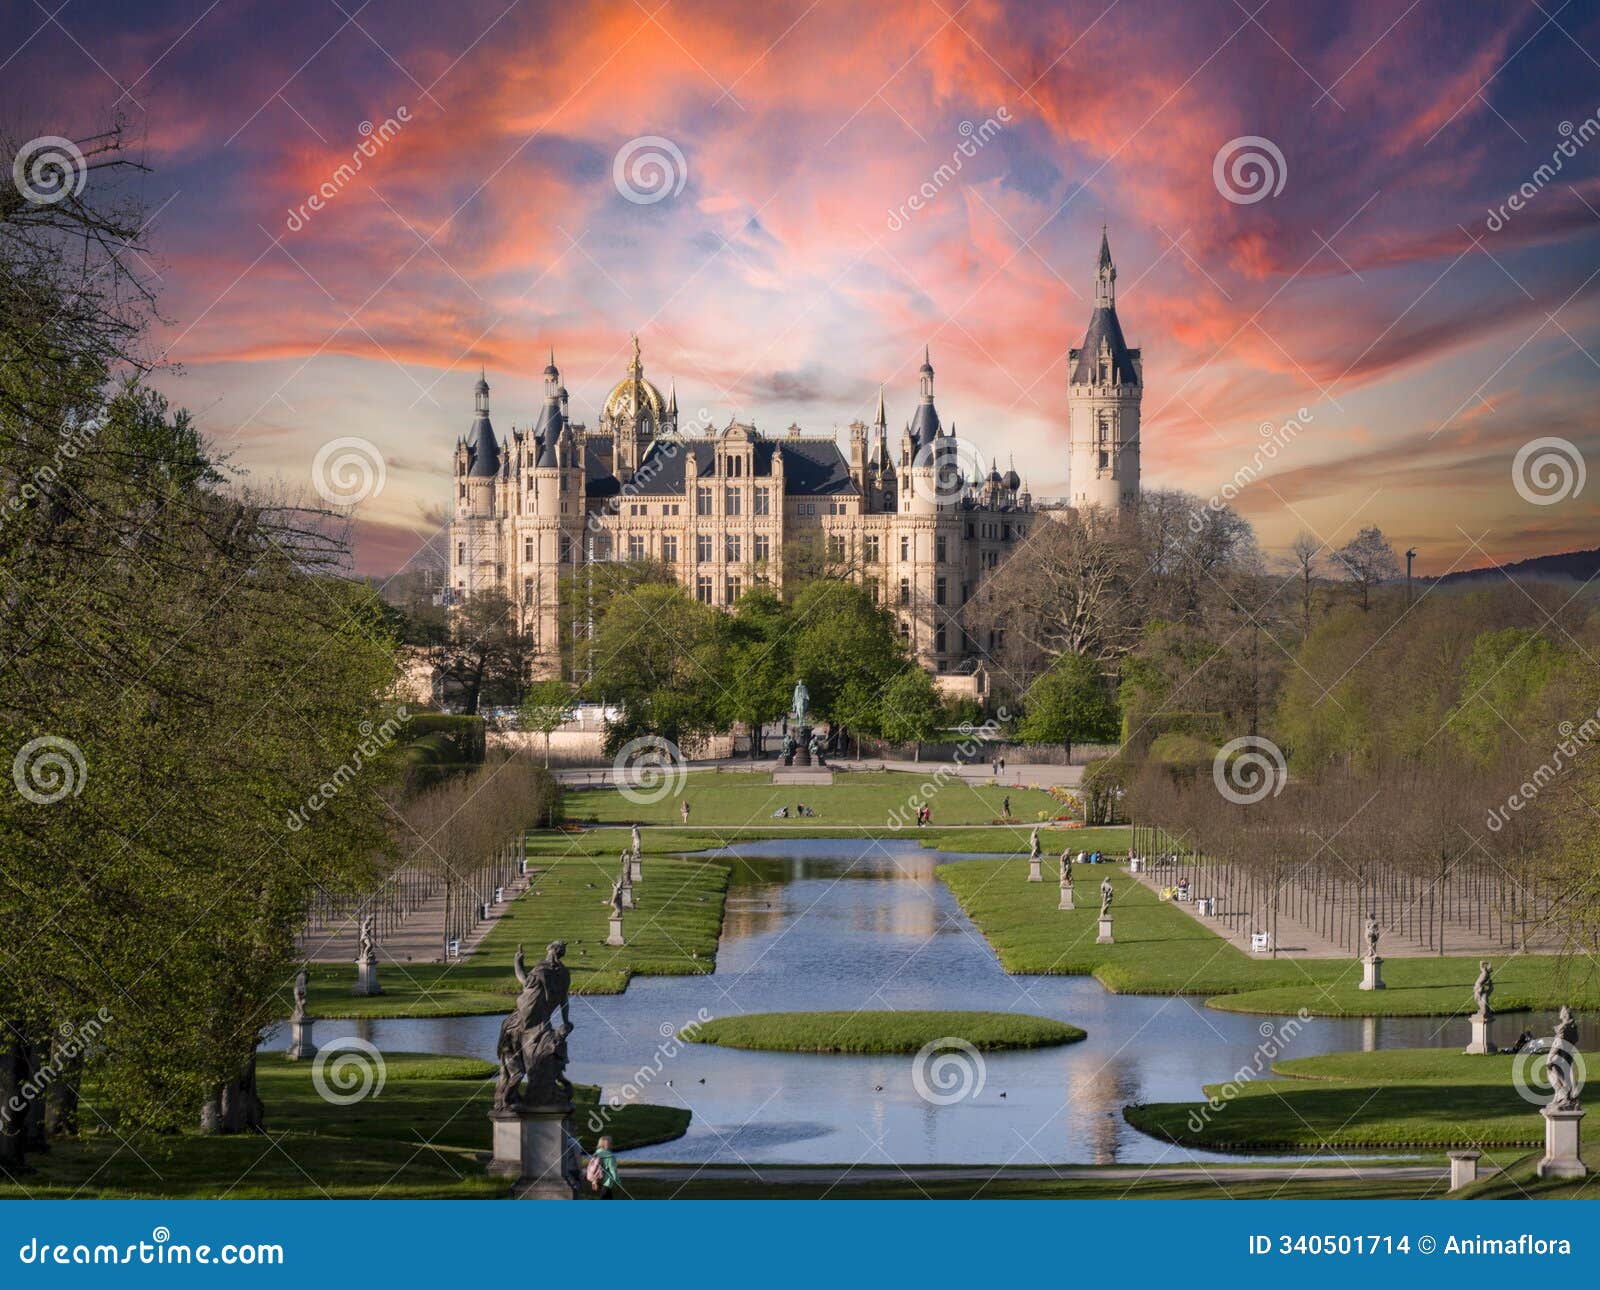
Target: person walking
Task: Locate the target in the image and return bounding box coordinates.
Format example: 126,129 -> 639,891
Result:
586,1135 -> 620,1198
1002,794 -> 1011,820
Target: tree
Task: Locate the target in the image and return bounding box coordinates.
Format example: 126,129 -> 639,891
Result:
519,678 -> 574,766
879,667 -> 943,760
1290,531 -> 1322,635
1017,653 -> 1121,760
788,580 -> 905,730
557,558 -> 675,680
432,589 -> 532,713
1335,526 -> 1400,611
716,588 -> 793,758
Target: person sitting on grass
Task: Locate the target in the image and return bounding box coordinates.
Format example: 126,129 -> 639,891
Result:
772,806 -> 789,819
585,1135 -> 620,1199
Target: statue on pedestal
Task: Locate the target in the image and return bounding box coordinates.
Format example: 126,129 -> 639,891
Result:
291,965 -> 309,1022
1363,914 -> 1380,960
357,915 -> 376,966
1030,829 -> 1041,859
1099,878 -> 1114,917
1060,859 -> 1074,892
1473,960 -> 1495,1019
495,942 -> 573,1111
792,680 -> 809,728
1548,1006 -> 1581,1112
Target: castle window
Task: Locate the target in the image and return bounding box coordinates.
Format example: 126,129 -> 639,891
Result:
865,578 -> 879,604
753,534 -> 770,562
899,577 -> 911,606
661,535 -> 678,564
560,536 -> 573,563
936,576 -> 947,606
628,535 -> 646,561
936,536 -> 947,563
725,576 -> 742,604
697,534 -> 713,564
935,625 -> 947,654
524,538 -> 534,561
523,577 -> 533,604
863,535 -> 880,563
753,487 -> 770,515
696,486 -> 712,516
828,535 -> 846,562
696,576 -> 712,603
898,620 -> 910,642
725,487 -> 741,516
965,523 -> 974,539
725,535 -> 742,563
900,535 -> 910,562
458,484 -> 466,501
457,542 -> 465,563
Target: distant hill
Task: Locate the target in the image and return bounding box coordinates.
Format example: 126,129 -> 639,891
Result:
1431,546 -> 1600,587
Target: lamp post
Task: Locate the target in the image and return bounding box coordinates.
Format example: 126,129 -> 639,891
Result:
1405,547 -> 1417,608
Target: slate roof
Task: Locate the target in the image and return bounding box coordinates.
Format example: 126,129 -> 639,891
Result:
1070,306 -> 1140,386
620,437 -> 856,497
465,412 -> 499,477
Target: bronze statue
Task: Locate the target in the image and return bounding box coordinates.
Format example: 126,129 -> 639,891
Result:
792,679 -> 810,726
1473,960 -> 1494,1019
494,941 -> 574,1111
1099,878 -> 1114,917
1548,1006 -> 1581,1111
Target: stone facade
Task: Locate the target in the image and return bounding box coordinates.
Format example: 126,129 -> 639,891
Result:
448,239 -> 1141,676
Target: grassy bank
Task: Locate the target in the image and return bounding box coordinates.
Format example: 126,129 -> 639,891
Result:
304,846 -> 730,1018
1124,1048 -> 1552,1151
0,1052 -> 688,1199
686,1010 -> 1085,1053
938,859 -> 1600,1014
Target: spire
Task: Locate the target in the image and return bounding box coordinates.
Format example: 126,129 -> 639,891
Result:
874,385 -> 887,428
474,367 -> 490,414
1096,226 -> 1116,308
668,378 -> 678,416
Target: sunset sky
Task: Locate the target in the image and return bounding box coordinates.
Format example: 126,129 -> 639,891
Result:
5,0 -> 1598,577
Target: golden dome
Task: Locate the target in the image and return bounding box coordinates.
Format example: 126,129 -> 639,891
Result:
603,334 -> 669,423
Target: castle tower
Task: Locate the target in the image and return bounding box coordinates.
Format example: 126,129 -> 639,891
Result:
1067,230 -> 1141,512
451,368 -> 504,599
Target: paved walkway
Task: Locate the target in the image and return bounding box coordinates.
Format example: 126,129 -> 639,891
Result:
622,1161 -> 1459,1186
295,871 -> 532,965
555,759 -> 1083,790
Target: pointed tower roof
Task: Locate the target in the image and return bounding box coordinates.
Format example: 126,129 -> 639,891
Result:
465,370 -> 500,477
1072,230 -> 1139,386
874,385 -> 887,428
909,346 -> 940,448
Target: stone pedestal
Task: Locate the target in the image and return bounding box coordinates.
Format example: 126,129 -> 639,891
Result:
489,1106 -> 578,1199
629,858 -> 643,884
286,1016 -> 317,1061
1097,916 -> 1114,945
1059,889 -> 1074,911
352,960 -> 381,996
1027,858 -> 1042,883
606,915 -> 625,947
1358,955 -> 1384,991
794,725 -> 813,766
1447,1149 -> 1481,1191
1463,1013 -> 1494,1055
1537,1105 -> 1587,1180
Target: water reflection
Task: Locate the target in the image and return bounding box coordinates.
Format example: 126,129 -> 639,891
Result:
269,838 -> 1539,1164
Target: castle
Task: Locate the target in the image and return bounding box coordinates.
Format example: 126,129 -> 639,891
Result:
449,234 -> 1141,676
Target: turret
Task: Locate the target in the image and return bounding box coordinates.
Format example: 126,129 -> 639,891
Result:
1067,230 -> 1141,512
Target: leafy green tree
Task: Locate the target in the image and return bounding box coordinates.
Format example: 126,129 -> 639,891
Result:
557,558 -> 675,679
789,581 -> 905,734
519,678 -> 574,765
432,588 -> 532,714
717,588 -> 793,758
879,667 -> 943,760
1018,653 -> 1120,759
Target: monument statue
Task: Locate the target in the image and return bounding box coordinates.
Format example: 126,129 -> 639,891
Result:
1473,960 -> 1495,1019
609,880 -> 624,917
631,824 -> 641,858
792,679 -> 810,726
494,942 -> 573,1111
1030,828 -> 1040,859
1363,914 -> 1380,960
1099,878 -> 1114,917
291,965 -> 309,1021
357,915 -> 376,966
1548,1006 -> 1581,1111
1060,859 -> 1074,890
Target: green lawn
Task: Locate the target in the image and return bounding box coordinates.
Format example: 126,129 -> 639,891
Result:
568,770 -> 1079,831
1455,1141 -> 1600,1199
938,859 -> 1600,1014
303,846 -> 729,1018
1124,1047 -> 1553,1151
0,1052 -> 688,1199
685,1010 -> 1086,1053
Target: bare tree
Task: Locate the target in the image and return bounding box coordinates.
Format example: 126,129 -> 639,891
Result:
1334,526 -> 1400,612
1290,532 -> 1321,634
